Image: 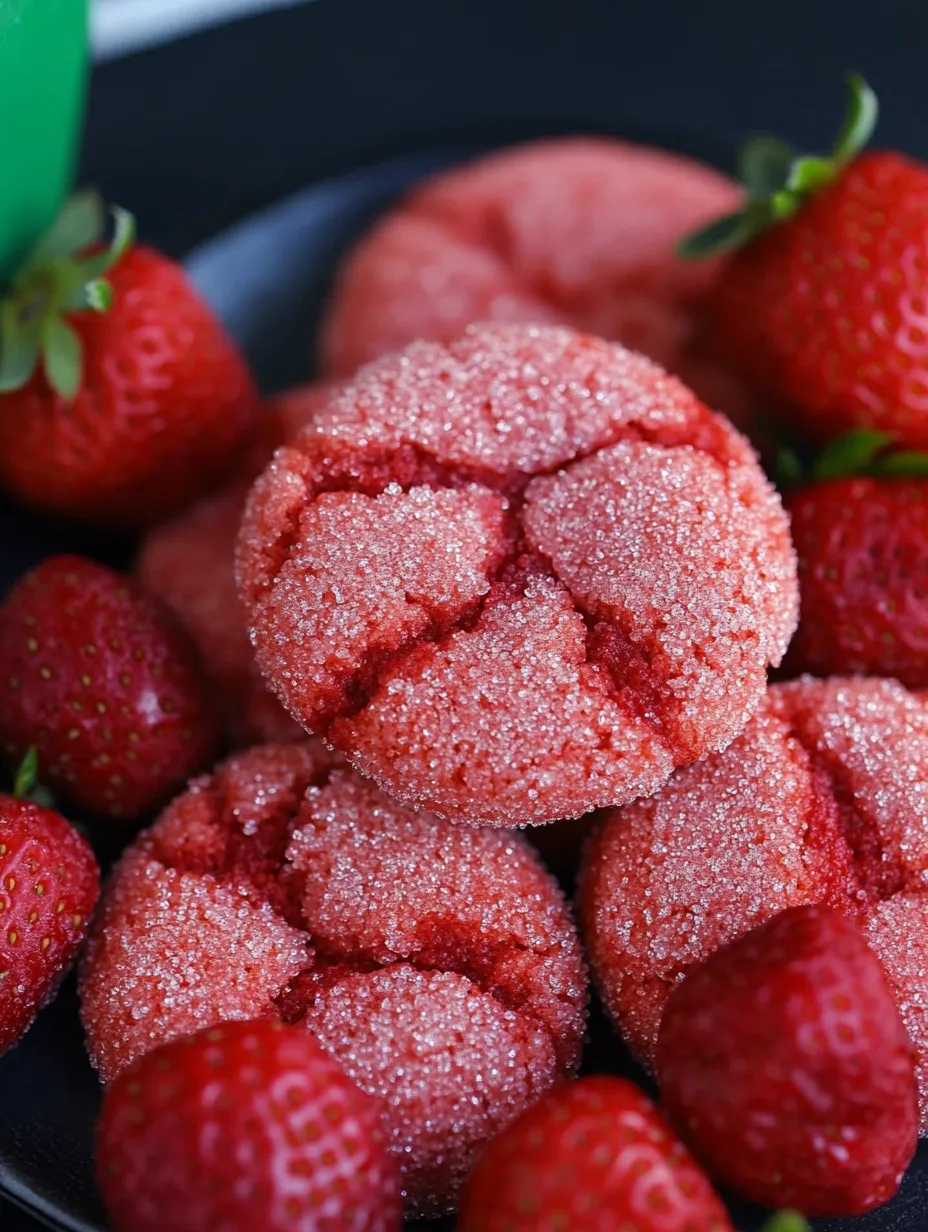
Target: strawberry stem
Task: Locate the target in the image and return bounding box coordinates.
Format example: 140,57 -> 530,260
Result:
679,74 -> 878,259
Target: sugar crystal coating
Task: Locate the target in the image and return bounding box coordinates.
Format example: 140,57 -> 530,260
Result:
523,439 -> 794,758
80,741 -> 587,1213
238,322 -> 797,824
137,384 -> 331,743
305,967 -> 557,1218
344,575 -> 673,823
79,852 -> 309,1084
579,676 -> 928,1129
318,137 -> 753,428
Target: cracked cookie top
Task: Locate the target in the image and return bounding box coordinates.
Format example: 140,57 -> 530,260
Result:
79,740 -> 587,1213
237,323 -> 797,825
579,676 -> 928,1129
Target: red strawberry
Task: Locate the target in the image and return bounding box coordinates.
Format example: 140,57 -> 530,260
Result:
684,76 -> 928,449
457,1074 -> 735,1232
0,753 -> 100,1053
655,905 -> 918,1217
97,1017 -> 401,1232
134,380 -> 337,746
785,469 -> 928,687
0,555 -> 220,820
0,192 -> 258,525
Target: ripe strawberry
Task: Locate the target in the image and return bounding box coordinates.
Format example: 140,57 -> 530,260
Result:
134,381 -> 337,746
0,555 -> 220,820
97,1017 -> 401,1232
656,905 -> 918,1217
0,752 -> 100,1053
684,76 -> 928,449
0,192 -> 258,524
786,475 -> 928,687
458,1074 -> 736,1232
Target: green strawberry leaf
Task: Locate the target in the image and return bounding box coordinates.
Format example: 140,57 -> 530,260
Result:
0,300 -> 40,391
832,72 -> 879,165
72,206 -> 136,283
813,428 -> 895,479
678,205 -> 774,259
12,747 -> 57,809
13,747 -> 39,800
0,194 -> 136,402
84,279 -> 114,313
60,207 -> 136,311
760,1214 -> 811,1232
786,154 -> 836,194
21,190 -> 105,268
680,73 -> 877,260
869,449 -> 928,476
41,315 -> 83,401
739,135 -> 796,197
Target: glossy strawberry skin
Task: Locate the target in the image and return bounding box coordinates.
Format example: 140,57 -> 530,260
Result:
0,556 -> 220,820
0,245 -> 258,525
784,477 -> 928,687
458,1074 -> 734,1232
97,1018 -> 402,1232
656,905 -> 918,1217
0,796 -> 100,1053
712,151 -> 928,448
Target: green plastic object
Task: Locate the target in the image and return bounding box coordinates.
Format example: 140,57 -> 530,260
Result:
0,0 -> 89,281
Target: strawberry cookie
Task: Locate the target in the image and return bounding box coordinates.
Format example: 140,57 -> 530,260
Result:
237,323 -> 797,825
318,137 -> 752,426
136,383 -> 333,745
79,741 -> 587,1215
580,675 -> 928,1130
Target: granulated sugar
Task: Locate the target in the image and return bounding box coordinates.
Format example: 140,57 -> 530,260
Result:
317,137 -> 748,430
79,852 -> 309,1083
80,742 -> 587,1212
580,677 -> 928,1130
305,966 -> 558,1217
238,323 -> 797,824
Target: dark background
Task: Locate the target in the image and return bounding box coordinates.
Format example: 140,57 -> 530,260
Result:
5,0 -> 928,1227
82,0 -> 925,259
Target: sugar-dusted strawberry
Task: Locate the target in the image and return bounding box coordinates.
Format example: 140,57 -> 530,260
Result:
656,905 -> 918,1217
684,77 -> 928,449
458,1074 -> 737,1232
97,1017 -> 401,1232
0,752 -> 100,1053
0,192 -> 258,524
0,556 -> 220,820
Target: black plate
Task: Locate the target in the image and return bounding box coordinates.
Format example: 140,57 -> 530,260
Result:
1,142 -> 927,1232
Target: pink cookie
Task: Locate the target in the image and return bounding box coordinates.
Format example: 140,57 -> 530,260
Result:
79,742 -> 587,1215
319,137 -> 752,427
579,676 -> 928,1130
237,323 -> 797,825
137,384 -> 332,744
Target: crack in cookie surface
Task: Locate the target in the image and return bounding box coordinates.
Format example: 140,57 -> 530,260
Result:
579,677 -> 928,1134
80,740 -> 589,1212
237,324 -> 797,822
81,741 -> 587,1078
